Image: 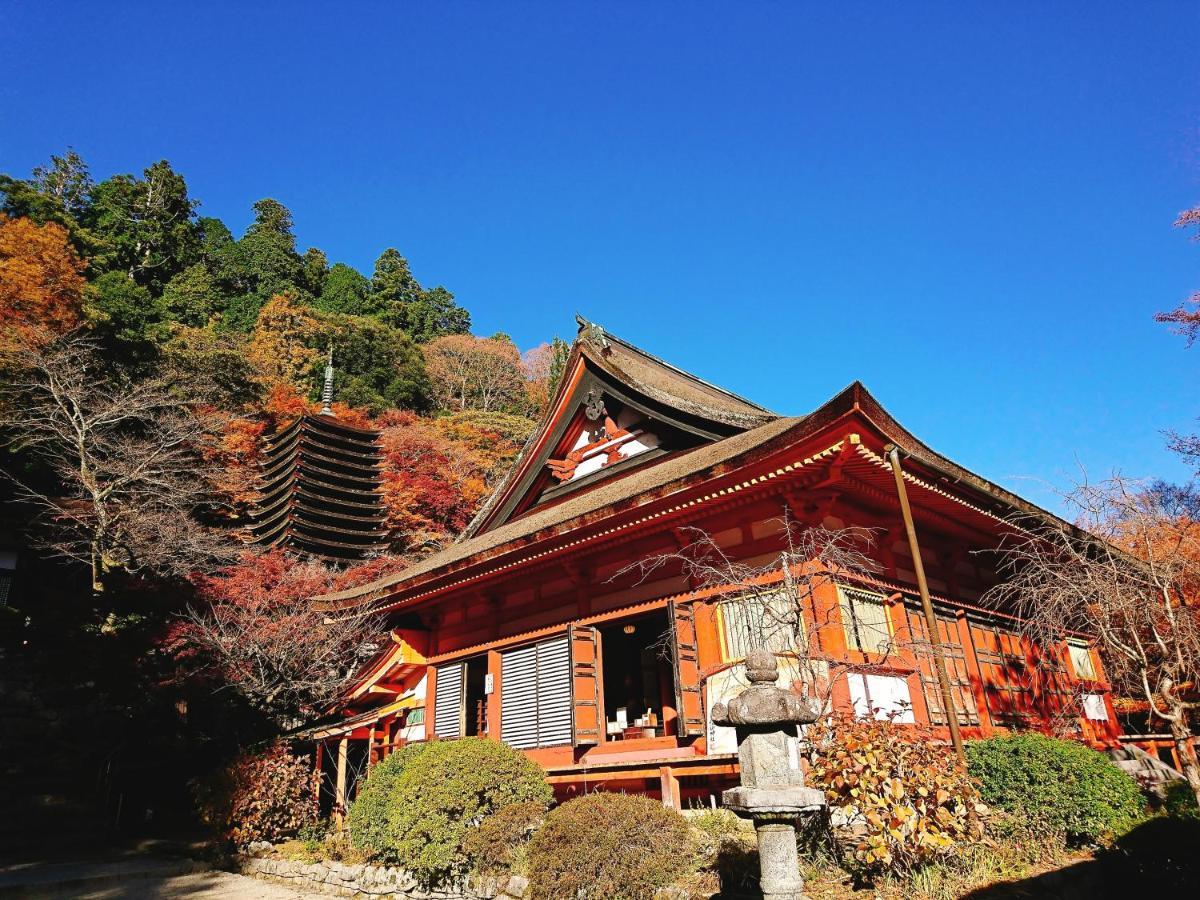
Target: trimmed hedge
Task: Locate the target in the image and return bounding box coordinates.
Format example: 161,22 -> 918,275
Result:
526,792 -> 693,900
345,742 -> 430,855
461,800 -> 545,874
967,733 -> 1143,844
347,737 -> 550,882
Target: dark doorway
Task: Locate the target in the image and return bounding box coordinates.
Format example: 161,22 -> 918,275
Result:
599,609 -> 675,737
464,655 -> 488,737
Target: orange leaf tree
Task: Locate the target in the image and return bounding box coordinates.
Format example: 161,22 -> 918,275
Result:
0,213 -> 86,346
423,334 -> 528,413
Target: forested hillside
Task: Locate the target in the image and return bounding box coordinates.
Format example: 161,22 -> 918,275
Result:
0,151 -> 570,805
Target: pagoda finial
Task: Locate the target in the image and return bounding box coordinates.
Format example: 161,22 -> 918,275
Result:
319,345 -> 335,416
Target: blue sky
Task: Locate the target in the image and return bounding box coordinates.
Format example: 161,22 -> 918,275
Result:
2,2 -> 1198,512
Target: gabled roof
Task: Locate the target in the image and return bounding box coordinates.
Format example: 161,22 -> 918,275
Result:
460,318 -> 778,539
315,380 -> 1078,616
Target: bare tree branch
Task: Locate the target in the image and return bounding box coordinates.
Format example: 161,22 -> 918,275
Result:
983,474 -> 1200,803
0,332 -> 236,596
617,517 -> 900,715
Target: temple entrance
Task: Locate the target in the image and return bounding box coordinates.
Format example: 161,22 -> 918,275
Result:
598,609 -> 677,739
463,655 -> 488,737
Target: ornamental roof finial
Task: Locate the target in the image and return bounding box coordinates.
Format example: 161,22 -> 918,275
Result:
574,313 -> 610,351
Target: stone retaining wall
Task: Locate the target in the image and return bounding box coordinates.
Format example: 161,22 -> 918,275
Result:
238,856 -> 528,899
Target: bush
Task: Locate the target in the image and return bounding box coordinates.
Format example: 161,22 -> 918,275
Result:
807,715 -> 986,877
526,792 -> 693,900
192,740 -> 317,847
1163,779 -> 1200,821
347,737 -> 550,882
967,732 -> 1144,845
345,742 -> 430,855
461,800 -> 545,874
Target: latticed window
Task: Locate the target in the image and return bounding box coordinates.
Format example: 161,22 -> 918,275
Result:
720,589 -> 799,659
499,636 -> 572,750
838,586 -> 891,654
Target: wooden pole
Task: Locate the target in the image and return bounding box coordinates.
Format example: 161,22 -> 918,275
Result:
334,736 -> 349,827
314,741 -> 324,810
886,445 -> 966,762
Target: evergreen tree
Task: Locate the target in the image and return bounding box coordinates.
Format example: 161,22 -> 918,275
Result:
371,248 -> 470,342
161,263 -> 221,327
317,315 -> 431,414
86,161 -> 200,294
86,271 -> 170,371
1,149 -> 101,256
317,262 -> 374,315
32,149 -> 94,219
219,199 -> 308,331
300,247 -> 329,296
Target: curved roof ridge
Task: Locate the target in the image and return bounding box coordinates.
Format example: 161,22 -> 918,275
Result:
577,315 -> 776,417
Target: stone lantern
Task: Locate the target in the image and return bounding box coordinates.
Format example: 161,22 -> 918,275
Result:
711,649 -> 826,900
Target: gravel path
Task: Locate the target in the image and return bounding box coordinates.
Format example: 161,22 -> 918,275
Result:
72,869 -> 327,898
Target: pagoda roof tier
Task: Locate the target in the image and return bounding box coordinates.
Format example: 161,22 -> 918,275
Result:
261,484 -> 391,515
250,506 -> 386,540
264,413 -> 382,448
256,518 -> 388,549
259,456 -> 382,489
249,413 -> 387,561
262,426 -> 383,466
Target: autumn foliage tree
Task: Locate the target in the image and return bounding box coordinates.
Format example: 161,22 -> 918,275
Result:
247,291 -> 324,392
176,549 -> 392,726
0,213 -> 87,346
986,476 -> 1200,805
423,334 -> 529,413
377,410 -> 531,552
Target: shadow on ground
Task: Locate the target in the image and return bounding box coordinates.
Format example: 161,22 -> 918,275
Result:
962,817 -> 1200,899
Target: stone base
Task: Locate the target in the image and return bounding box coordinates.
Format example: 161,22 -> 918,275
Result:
756,821 -> 807,900
721,785 -> 826,817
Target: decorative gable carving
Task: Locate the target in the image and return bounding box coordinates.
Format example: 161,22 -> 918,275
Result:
459,320 -> 778,538
546,393 -> 662,485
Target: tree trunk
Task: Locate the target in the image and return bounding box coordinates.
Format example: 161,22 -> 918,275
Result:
1169,710 -> 1200,806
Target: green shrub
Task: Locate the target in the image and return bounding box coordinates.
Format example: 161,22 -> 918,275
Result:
967,733 -> 1144,845
526,792 -> 693,900
461,800 -> 545,874
690,808 -> 745,860
689,809 -> 758,898
345,742 -> 430,855
1163,779 -> 1200,821
347,737 -> 550,882
191,740 -> 317,847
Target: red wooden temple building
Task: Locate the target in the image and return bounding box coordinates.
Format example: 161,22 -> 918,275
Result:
303,318 -> 1122,812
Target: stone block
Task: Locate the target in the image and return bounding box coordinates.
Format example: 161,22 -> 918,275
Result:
502,874 -> 529,898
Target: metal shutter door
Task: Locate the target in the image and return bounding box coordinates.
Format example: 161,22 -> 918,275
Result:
501,644 -> 539,749
535,636 -> 572,747
433,662 -> 464,739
